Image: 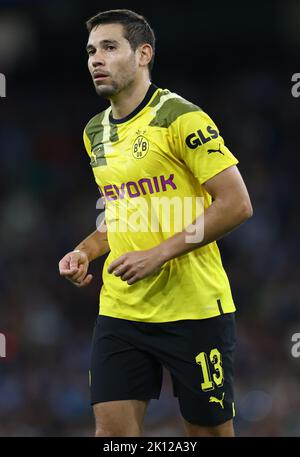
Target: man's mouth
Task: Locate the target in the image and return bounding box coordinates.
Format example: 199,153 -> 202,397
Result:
93,72 -> 109,81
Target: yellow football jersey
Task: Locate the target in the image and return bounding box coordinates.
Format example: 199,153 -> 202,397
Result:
83,84 -> 238,322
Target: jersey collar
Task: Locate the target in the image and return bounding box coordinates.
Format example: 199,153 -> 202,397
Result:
109,83 -> 158,125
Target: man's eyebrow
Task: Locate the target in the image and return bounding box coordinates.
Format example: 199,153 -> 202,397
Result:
86,39 -> 119,50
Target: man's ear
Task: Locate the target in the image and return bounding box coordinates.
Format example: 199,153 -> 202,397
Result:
138,43 -> 153,68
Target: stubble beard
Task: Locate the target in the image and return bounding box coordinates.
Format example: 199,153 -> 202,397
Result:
94,80 -> 119,99
94,69 -> 136,100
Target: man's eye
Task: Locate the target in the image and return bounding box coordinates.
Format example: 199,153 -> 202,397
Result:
106,46 -> 116,51
87,49 -> 95,56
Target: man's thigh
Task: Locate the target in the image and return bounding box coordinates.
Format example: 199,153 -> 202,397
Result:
157,313 -> 236,428
90,315 -> 163,404
93,399 -> 149,437
183,418 -> 235,437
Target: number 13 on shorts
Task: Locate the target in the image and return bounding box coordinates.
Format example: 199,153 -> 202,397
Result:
195,348 -> 224,392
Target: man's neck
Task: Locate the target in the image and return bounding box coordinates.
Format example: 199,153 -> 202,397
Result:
110,77 -> 151,120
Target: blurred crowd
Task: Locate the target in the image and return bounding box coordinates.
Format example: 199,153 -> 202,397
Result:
0,0 -> 300,437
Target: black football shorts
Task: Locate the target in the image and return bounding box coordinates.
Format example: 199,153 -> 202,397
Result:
90,312 -> 236,427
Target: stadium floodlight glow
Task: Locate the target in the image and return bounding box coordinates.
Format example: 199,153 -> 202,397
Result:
0,333 -> 6,358
0,73 -> 6,98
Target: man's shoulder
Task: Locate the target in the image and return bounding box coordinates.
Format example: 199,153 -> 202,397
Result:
149,87 -> 202,128
84,108 -> 110,137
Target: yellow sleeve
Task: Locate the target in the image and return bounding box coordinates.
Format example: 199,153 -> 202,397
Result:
83,128 -> 92,158
172,110 -> 239,184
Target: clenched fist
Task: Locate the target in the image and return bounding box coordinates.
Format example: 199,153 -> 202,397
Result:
59,250 -> 93,288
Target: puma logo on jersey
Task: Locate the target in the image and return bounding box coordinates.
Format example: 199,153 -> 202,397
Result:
207,143 -> 224,155
209,392 -> 225,409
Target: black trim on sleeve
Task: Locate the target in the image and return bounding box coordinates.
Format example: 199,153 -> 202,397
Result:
217,299 -> 224,315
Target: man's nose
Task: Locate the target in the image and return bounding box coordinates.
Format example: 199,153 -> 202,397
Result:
91,51 -> 105,67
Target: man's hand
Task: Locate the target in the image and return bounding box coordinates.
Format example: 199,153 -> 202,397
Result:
59,250 -> 93,288
107,248 -> 166,285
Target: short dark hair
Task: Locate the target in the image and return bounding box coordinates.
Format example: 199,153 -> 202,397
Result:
86,9 -> 156,71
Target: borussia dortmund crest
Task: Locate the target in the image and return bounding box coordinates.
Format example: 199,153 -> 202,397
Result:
132,135 -> 149,159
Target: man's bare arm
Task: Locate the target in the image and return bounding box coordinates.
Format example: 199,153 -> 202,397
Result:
59,221 -> 110,288
157,165 -> 253,261
107,166 -> 253,284
74,227 -> 110,262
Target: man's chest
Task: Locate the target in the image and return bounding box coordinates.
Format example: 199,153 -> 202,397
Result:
91,124 -> 177,188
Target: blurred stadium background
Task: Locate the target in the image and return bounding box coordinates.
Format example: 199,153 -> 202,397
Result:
0,0 -> 300,437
